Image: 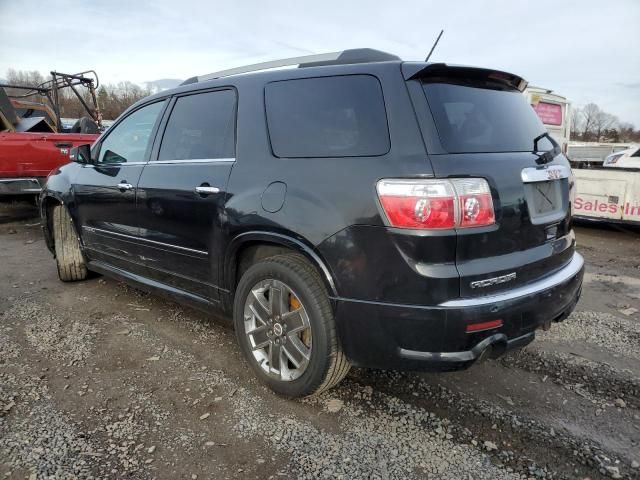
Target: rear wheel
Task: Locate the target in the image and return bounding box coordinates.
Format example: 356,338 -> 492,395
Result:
233,253 -> 350,397
52,205 -> 88,282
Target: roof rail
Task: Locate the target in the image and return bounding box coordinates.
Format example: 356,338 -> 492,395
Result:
181,48 -> 401,85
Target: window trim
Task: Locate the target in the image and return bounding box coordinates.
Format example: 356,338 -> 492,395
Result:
264,73 -> 391,159
151,87 -> 238,163
93,99 -> 168,165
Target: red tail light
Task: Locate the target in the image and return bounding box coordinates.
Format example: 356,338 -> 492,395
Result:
376,178 -> 495,230
454,179 -> 496,228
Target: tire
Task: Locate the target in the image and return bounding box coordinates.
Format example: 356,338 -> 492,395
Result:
233,253 -> 350,398
70,116 -> 99,134
52,205 -> 88,282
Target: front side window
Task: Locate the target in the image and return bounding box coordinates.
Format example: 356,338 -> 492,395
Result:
97,101 -> 165,163
158,89 -> 236,161
423,82 -> 550,154
265,75 -> 390,158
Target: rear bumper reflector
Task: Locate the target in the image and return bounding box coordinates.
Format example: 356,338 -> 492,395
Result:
466,319 -> 503,333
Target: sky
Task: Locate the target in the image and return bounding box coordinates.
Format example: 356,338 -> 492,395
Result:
1,0 -> 639,125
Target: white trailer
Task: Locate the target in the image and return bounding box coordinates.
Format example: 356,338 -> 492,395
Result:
573,169 -> 640,224
572,146 -> 640,225
524,86 -> 571,153
567,143 -> 631,166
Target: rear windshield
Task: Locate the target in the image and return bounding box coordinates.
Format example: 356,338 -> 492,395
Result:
423,82 -> 550,154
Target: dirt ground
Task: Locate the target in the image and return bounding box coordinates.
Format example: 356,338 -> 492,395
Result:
0,200 -> 638,480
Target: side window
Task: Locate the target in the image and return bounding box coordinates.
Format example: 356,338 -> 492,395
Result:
158,90 -> 236,161
97,101 -> 165,164
265,75 -> 390,158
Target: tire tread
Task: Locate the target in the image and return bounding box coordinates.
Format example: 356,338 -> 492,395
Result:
52,205 -> 88,282
269,254 -> 351,396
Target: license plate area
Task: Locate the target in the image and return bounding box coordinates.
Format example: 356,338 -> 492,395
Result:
521,166 -> 570,225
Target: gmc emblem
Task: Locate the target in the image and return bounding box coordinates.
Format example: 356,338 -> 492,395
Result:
547,168 -> 562,180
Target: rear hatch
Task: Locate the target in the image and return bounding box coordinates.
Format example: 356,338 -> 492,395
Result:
405,63 -> 575,299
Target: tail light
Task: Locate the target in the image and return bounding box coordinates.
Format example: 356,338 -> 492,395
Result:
376,178 -> 495,230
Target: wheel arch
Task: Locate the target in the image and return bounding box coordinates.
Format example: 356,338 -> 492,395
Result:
224,231 -> 339,300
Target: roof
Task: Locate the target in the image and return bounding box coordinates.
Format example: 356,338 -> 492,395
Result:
123,49 -> 528,117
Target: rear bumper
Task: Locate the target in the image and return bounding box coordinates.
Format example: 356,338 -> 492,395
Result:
334,252 -> 584,371
0,177 -> 44,195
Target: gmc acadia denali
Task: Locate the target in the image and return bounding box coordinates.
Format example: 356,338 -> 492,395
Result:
40,49 -> 584,397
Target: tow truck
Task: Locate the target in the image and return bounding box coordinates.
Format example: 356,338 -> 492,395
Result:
0,71 -> 102,198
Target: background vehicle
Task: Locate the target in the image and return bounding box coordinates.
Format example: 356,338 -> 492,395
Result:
602,144 -> 640,168
567,142 -> 631,167
0,71 -> 102,198
40,49 -> 583,398
572,144 -> 640,224
524,86 -> 571,153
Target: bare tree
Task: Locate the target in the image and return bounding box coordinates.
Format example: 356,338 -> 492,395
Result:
5,69 -> 45,87
580,103 -> 600,140
618,122 -> 636,143
570,108 -> 583,139
573,103 -> 625,142
593,111 -> 618,142
3,69 -> 47,102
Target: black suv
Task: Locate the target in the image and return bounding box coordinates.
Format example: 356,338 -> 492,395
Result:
41,49 -> 584,398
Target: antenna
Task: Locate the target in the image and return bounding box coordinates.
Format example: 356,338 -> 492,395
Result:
425,30 -> 444,62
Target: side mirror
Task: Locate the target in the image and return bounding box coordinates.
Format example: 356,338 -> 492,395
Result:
70,144 -> 92,164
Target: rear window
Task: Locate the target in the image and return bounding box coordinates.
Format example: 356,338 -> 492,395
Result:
423,82 -> 550,154
265,75 -> 390,158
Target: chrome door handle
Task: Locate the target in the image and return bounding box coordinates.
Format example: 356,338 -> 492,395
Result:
117,182 -> 134,190
194,186 -> 220,194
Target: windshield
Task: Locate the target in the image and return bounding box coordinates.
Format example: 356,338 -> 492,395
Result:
423,82 -> 552,154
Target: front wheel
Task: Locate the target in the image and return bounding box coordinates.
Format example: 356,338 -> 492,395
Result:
52,205 -> 88,282
233,253 -> 350,398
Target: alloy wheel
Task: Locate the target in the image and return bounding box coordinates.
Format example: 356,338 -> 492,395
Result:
243,279 -> 312,381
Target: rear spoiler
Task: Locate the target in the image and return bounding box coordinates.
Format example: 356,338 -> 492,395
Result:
402,62 -> 528,92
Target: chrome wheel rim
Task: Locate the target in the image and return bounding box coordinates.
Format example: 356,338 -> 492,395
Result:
243,279 -> 312,381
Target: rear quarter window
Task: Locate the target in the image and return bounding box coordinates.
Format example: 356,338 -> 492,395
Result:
423,82 -> 550,154
265,75 -> 390,158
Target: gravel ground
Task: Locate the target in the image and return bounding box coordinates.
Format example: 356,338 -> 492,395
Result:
541,311 -> 640,360
0,203 -> 639,479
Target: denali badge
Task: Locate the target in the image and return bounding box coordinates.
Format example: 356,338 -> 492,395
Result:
470,272 -> 517,289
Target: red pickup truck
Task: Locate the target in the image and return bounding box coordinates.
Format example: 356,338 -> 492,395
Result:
0,131 -> 97,196
0,71 -> 102,197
